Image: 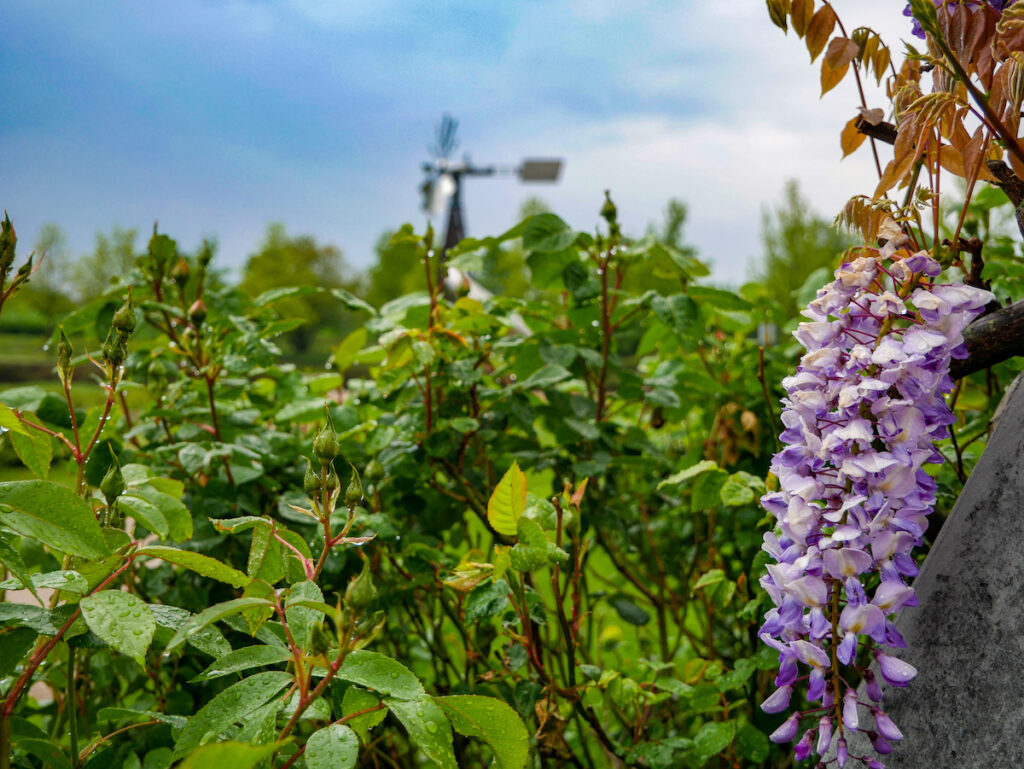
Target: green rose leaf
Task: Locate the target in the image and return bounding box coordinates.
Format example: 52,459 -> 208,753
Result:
437,695 -> 530,769
80,591 -> 156,666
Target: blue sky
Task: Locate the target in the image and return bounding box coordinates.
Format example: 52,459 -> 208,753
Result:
1,0 -> 906,284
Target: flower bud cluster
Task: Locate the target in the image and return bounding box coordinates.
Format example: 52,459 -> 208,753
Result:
102,292 -> 137,384
758,250 -> 991,766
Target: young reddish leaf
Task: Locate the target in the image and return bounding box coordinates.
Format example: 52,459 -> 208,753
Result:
805,5 -> 837,62
841,115 -> 868,157
766,0 -> 790,33
791,0 -> 814,37
873,45 -> 891,84
821,58 -> 850,96
824,37 -> 859,70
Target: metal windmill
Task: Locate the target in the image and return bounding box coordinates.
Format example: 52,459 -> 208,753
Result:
420,114 -> 563,285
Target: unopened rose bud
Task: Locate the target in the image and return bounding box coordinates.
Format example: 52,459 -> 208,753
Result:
363,457 -> 385,483
111,293 -> 137,335
197,240 -> 214,269
0,212 -> 16,276
312,419 -> 340,465
324,465 -> 340,495
56,327 -> 73,386
100,458 -> 125,508
188,299 -> 207,327
308,621 -> 333,656
303,458 -> 323,496
344,463 -> 363,509
600,189 -> 620,237
345,558 -> 377,610
171,257 -> 190,288
102,329 -> 128,369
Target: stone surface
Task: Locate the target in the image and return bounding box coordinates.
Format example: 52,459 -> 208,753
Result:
837,375 -> 1024,767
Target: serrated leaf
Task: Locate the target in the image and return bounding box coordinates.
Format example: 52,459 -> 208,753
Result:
190,645 -> 293,682
735,723 -> 770,761
513,364 -> 571,391
0,403 -> 31,436
510,518 -> 567,572
387,697 -> 456,769
305,723 -> 360,769
241,578 -> 276,636
94,707 -> 188,729
10,430 -> 52,479
0,569 -> 88,594
177,741 -> 285,769
121,487 -> 191,541
80,591 -> 156,666
437,695 -> 530,769
463,579 -> 510,621
137,546 -> 250,588
337,650 -> 426,700
693,569 -> 726,593
333,328 -> 368,373
172,672 -> 293,758
342,687 -> 386,742
487,462 -> 527,537
330,287 -> 378,316
118,491 -> 168,538
719,475 -> 756,507
285,580 -> 324,651
693,721 -> 735,763
165,597 -> 274,652
658,460 -> 719,489
0,481 -> 110,559
0,530 -> 37,601
150,604 -> 231,657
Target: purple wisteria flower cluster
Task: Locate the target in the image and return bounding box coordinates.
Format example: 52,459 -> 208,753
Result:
903,0 -> 1009,38
758,248 -> 992,767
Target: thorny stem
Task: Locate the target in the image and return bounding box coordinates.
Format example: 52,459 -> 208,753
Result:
0,556 -> 137,767
595,251 -> 612,422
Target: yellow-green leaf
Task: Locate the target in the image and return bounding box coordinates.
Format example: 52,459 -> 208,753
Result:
487,462 -> 527,536
437,695 -> 530,769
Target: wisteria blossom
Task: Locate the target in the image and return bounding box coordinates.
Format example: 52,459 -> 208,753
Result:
758,248 -> 992,767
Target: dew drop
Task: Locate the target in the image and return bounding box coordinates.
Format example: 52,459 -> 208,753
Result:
426,722 -> 438,734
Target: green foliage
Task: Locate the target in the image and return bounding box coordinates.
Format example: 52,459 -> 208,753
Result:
240,223 -> 362,353
756,179 -> 855,318
0,180 -> 1012,769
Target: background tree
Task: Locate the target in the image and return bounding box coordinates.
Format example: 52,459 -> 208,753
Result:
623,197 -> 702,294
363,225 -> 427,308
239,222 -> 360,353
13,224 -> 75,330
72,225 -> 138,301
756,180 -> 854,317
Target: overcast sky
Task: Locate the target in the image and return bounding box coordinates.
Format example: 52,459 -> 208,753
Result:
1,1 -> 911,285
